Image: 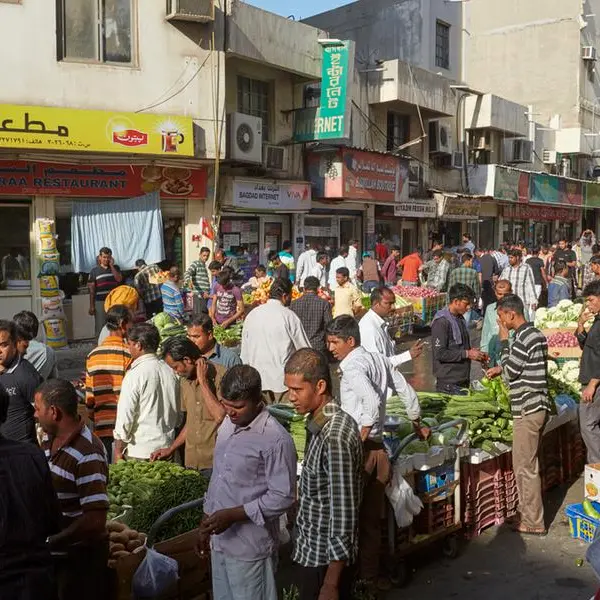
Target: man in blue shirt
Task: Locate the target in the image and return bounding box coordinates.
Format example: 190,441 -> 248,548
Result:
548,261 -> 571,308
186,315 -> 242,369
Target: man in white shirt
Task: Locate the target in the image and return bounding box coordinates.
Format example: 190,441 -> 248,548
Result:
310,251 -> 329,288
296,244 -> 318,288
114,323 -> 180,461
326,315 -> 428,592
241,277 -> 311,404
346,240 -> 359,283
359,287 -> 424,367
13,310 -> 58,380
328,246 -> 349,290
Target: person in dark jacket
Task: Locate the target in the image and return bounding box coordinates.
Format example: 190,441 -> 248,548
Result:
431,284 -> 486,393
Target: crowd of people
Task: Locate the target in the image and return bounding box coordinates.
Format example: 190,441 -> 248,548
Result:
3,229 -> 600,600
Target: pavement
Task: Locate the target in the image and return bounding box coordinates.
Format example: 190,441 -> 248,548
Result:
57,327 -> 600,599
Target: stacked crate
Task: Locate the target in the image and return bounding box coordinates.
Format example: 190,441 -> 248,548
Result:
560,421 -> 586,483
540,427 -> 563,492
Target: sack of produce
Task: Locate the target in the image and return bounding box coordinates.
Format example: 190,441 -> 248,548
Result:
40,293 -> 65,321
38,252 -> 60,276
39,275 -> 59,297
132,548 -> 179,598
43,319 -> 67,348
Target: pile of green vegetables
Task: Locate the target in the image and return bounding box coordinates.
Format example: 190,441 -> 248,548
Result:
267,405 -> 306,460
107,461 -> 208,542
151,312 -> 186,350
213,322 -> 243,347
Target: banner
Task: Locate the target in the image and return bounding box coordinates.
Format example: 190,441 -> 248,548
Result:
228,179 -> 312,211
585,182 -> 600,208
561,179 -> 583,206
0,104 -> 194,156
502,204 -> 580,222
494,167 -> 529,203
439,195 -> 481,220
530,173 -> 560,204
293,41 -> 354,142
393,198 -> 437,218
0,161 -> 207,198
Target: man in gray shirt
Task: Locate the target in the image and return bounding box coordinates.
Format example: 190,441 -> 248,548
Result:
13,311 -> 58,381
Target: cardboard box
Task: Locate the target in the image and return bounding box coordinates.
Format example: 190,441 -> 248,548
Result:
585,464 -> 600,501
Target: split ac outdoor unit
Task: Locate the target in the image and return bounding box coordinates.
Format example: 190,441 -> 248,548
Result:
542,149 -> 557,165
452,151 -> 465,169
504,138 -> 533,164
583,46 -> 597,61
166,0 -> 214,23
228,113 -> 263,164
428,121 -> 452,155
263,144 -> 287,171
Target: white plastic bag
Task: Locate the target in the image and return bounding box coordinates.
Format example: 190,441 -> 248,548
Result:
386,460 -> 423,528
132,548 -> 179,599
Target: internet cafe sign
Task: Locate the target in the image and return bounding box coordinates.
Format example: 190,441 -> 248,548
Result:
292,41 -> 354,142
228,179 -> 312,211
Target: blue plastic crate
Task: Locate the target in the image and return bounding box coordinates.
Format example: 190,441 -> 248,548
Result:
416,462 -> 455,494
565,502 -> 600,543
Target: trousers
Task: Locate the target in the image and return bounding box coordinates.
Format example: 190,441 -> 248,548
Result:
295,563 -> 354,600
580,386 -> 600,464
512,410 -> 548,530
211,551 -> 277,600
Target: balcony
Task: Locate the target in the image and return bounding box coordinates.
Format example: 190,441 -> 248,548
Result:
367,59 -> 456,118
464,94 -> 528,137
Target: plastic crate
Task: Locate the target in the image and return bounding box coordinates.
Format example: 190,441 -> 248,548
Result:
413,496 -> 455,535
416,462 -> 455,494
565,502 -> 600,543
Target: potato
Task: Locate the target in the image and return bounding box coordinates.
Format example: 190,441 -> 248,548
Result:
126,539 -> 142,552
109,543 -> 125,554
109,532 -> 129,545
107,559 -> 118,569
106,521 -> 126,533
112,550 -> 131,559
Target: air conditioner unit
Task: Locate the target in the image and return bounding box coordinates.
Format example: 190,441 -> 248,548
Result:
452,151 -> 464,169
504,138 -> 533,164
428,120 -> 452,154
262,144 -> 287,171
228,113 -> 263,164
542,149 -> 557,164
166,0 -> 214,23
583,46 -> 597,61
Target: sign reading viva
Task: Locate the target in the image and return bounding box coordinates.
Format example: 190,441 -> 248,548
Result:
0,104 -> 194,156
293,41 -> 354,142
231,180 -> 312,211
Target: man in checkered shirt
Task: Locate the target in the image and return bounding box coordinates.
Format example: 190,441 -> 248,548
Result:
500,248 -> 538,319
134,259 -> 163,318
285,348 -> 362,600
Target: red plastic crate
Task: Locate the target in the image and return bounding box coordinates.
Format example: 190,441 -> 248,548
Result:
413,496 -> 455,535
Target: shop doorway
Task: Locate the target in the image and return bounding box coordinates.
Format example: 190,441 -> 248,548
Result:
401,221 -> 417,255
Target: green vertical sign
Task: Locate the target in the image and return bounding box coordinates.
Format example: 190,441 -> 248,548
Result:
293,41 -> 354,142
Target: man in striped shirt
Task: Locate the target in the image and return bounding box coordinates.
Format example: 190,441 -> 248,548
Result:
85,305 -> 132,461
500,249 -> 537,319
88,247 -> 123,338
36,378 -> 110,600
161,266 -> 186,320
486,294 -> 551,536
184,247 -> 212,315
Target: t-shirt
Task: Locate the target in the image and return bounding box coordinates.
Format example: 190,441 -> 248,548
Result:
526,257 -> 545,286
0,355 -> 42,443
214,284 -> 242,324
89,265 -> 121,301
553,248 -> 577,266
399,253 -> 422,283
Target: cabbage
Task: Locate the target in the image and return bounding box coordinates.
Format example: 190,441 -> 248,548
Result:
557,299 -> 574,310
401,441 -> 430,455
422,417 -> 439,428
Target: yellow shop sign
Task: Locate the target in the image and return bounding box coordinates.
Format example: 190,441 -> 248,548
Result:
0,104 -> 195,156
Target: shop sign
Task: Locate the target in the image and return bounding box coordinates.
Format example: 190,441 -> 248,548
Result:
530,173 -> 560,204
502,204 -> 580,222
494,167 -> 529,203
440,195 -> 481,220
307,149 -> 408,204
585,182 -> 600,208
393,198 -> 437,218
0,104 -> 195,156
0,161 -> 207,198
292,41 -> 354,142
230,180 -> 311,211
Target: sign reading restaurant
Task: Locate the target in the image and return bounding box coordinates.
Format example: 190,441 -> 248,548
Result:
0,104 -> 195,156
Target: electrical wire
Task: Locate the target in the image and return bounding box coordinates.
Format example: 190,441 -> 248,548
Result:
135,53 -> 212,113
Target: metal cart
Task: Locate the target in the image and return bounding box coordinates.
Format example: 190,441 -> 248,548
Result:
383,418 -> 469,586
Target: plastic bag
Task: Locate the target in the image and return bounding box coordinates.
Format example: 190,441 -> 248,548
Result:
132,548 -> 179,599
385,460 -> 423,528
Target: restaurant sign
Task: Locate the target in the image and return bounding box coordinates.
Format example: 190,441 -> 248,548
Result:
0,104 -> 195,156
502,203 -> 580,222
0,161 -> 207,198
229,180 -> 312,212
293,41 -> 354,142
393,198 -> 437,218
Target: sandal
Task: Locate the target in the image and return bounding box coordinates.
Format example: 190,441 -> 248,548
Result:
512,523 -> 547,536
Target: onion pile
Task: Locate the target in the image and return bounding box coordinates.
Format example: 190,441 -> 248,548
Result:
546,332 -> 579,348
391,286 -> 440,298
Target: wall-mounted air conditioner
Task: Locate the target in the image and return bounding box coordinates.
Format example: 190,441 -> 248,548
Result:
428,120 -> 452,155
228,113 -> 263,164
262,144 -> 287,171
166,0 -> 214,23
542,149 -> 557,165
583,46 -> 597,61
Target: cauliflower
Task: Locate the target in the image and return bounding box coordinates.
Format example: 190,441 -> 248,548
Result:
547,361 -> 559,374
557,299 -> 574,310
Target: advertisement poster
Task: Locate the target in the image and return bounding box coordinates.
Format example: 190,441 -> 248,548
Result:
0,161 -> 207,198
230,180 -> 312,211
530,173 -> 560,204
494,167 -> 530,203
0,104 -> 194,156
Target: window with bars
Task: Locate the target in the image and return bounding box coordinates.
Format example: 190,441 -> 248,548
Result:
386,112 -> 410,152
57,0 -> 134,64
238,76 -> 271,141
435,20 -> 450,70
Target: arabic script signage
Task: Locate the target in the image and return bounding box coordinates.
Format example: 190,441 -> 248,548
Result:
502,203 -> 580,222
0,161 -> 207,198
437,194 -> 481,221
293,41 -> 354,142
0,104 -> 194,156
229,180 -> 312,211
307,149 -> 408,204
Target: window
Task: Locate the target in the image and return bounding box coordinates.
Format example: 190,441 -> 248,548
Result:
0,204 -> 31,290
303,83 -> 321,108
238,76 -> 271,141
57,0 -> 134,64
435,20 -> 450,70
386,112 -> 410,152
